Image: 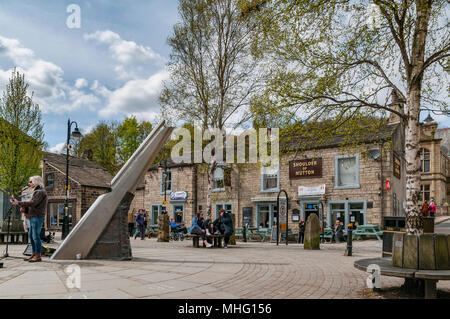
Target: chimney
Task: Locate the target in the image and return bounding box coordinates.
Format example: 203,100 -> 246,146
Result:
389,90 -> 404,124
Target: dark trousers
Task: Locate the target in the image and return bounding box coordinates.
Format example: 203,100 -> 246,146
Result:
298,232 -> 304,244
191,227 -> 206,240
134,224 -> 145,239
128,223 -> 134,237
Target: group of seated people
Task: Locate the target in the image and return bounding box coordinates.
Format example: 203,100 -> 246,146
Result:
189,209 -> 234,248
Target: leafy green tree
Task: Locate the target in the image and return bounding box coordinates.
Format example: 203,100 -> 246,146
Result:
245,0 -> 449,234
0,69 -> 44,201
117,116 -> 152,164
160,0 -> 262,218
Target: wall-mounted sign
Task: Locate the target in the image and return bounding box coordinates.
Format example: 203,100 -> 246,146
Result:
393,154 -> 401,179
289,158 -> 322,179
170,191 -> 188,201
298,184 -> 326,196
386,179 -> 391,190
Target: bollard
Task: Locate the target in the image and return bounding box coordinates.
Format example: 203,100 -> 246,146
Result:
346,228 -> 353,256
243,224 -> 247,242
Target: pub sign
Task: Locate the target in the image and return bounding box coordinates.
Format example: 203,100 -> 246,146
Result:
393,154 -> 401,179
289,158 -> 322,179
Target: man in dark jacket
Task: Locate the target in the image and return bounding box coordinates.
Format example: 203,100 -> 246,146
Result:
298,218 -> 305,244
332,220 -> 344,243
135,209 -> 146,240
11,175 -> 48,262
220,209 -> 234,248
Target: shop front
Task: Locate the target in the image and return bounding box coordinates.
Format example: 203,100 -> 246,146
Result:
170,191 -> 188,224
327,200 -> 367,230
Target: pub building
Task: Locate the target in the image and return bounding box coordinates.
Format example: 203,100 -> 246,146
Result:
142,114 -> 450,234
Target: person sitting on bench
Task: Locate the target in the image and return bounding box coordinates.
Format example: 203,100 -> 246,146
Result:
189,212 -> 212,248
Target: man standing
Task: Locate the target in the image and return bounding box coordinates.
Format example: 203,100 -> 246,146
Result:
298,218 -> 305,244
134,209 -> 146,240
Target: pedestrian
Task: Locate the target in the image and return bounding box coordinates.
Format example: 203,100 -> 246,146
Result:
428,198 -> 436,217
332,220 -> 344,243
128,211 -> 135,237
298,218 -> 305,244
220,209 -> 234,249
189,212 -> 212,248
134,209 -> 146,240
421,199 -> 429,217
10,176 -> 48,262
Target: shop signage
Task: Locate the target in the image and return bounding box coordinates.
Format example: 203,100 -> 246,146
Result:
289,158 -> 322,179
170,191 -> 188,200
393,154 -> 401,179
386,179 -> 391,190
298,184 -> 326,196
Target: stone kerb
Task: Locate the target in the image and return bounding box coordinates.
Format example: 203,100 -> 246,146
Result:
392,233 -> 450,270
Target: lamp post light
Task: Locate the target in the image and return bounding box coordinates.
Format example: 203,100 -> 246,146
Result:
62,119 -> 82,240
158,160 -> 168,212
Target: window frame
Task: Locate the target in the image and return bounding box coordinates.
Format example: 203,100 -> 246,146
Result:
212,167 -> 225,192
419,148 -> 430,173
334,154 -> 360,189
160,169 -> 172,194
260,165 -> 280,193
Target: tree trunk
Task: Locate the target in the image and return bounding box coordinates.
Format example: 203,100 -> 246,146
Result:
404,88 -> 423,235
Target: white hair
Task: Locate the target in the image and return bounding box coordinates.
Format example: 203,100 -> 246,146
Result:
30,175 -> 45,189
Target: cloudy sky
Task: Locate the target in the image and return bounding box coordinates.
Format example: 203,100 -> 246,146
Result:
0,0 -> 179,152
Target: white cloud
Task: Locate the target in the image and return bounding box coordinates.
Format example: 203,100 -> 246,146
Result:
99,69 -> 169,118
84,30 -> 165,66
75,78 -> 88,89
0,35 -> 101,114
47,142 -> 66,154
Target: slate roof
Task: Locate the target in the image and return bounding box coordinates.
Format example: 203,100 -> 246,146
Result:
43,152 -> 112,188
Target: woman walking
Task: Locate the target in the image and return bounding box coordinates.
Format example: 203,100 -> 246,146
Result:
10,176 -> 48,262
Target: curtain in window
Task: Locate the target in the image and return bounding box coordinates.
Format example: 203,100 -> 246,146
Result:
338,157 -> 357,186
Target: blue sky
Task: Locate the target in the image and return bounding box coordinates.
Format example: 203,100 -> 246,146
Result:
0,0 -> 179,151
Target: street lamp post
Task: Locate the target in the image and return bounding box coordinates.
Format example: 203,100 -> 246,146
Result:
62,119 -> 82,240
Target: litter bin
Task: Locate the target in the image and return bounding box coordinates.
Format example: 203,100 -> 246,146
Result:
382,216 -> 406,257
423,216 -> 434,233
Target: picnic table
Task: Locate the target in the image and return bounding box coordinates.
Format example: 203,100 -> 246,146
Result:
352,224 -> 383,240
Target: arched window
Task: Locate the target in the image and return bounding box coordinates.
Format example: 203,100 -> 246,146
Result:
419,148 -> 430,172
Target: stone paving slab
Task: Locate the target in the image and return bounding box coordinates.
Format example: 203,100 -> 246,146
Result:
1,238 -> 450,299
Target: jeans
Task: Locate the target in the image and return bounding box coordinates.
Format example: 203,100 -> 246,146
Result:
29,216 -> 44,254
134,224 -> 145,239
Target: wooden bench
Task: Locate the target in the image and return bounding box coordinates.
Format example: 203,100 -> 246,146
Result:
145,225 -> 159,238
185,233 -> 225,248
280,228 -> 297,242
352,224 -> 383,240
355,257 -> 450,299
0,231 -> 28,244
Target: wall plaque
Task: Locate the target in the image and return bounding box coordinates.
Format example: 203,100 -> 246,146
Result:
289,158 -> 322,179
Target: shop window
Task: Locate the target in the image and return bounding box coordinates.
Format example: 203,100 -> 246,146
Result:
419,148 -> 430,172
261,165 -> 279,192
49,202 -> 73,228
335,154 -> 359,189
160,169 -> 172,194
212,167 -> 225,192
420,184 -> 430,201
151,205 -> 166,225
349,202 -> 365,226
173,205 -> 184,223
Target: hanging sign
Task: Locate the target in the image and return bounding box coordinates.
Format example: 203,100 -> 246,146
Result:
386,179 -> 391,190
170,191 -> 188,200
393,154 -> 401,179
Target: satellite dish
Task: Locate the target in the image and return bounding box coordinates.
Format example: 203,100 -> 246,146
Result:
368,149 -> 381,160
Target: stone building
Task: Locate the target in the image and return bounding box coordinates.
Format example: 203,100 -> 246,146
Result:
143,118 -> 450,232
42,152 -> 112,231
143,122 -> 408,232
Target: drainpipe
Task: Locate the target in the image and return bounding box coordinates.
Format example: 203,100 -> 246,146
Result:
380,140 -> 384,222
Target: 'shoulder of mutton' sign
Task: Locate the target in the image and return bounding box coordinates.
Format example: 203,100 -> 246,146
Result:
289,158 -> 322,179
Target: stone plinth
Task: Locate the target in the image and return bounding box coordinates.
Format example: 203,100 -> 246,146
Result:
158,212 -> 170,242
87,192 -> 133,260
304,214 -> 320,250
